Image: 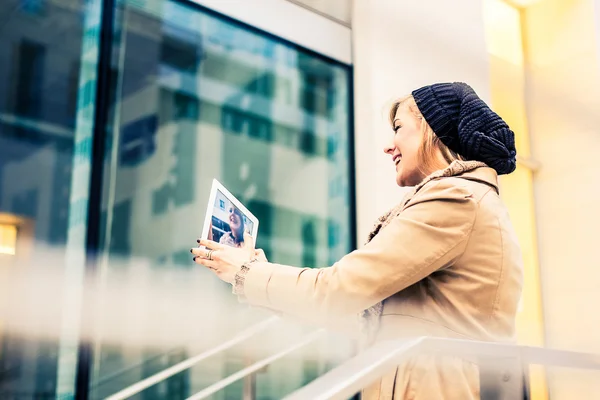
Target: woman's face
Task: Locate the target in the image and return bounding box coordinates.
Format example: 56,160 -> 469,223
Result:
228,206 -> 243,231
384,105 -> 426,187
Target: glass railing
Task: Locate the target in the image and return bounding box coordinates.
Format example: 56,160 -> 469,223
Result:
105,316 -> 281,399
284,337 -> 600,399
106,334 -> 600,400
103,315 -> 359,400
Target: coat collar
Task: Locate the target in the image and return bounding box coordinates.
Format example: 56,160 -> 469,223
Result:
414,160 -> 499,194
366,160 -> 499,245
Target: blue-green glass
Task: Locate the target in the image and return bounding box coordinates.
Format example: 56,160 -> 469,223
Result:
93,0 -> 354,398
0,0 -> 101,398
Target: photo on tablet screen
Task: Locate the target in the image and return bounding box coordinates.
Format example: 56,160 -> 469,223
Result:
200,180 -> 259,249
209,190 -> 254,248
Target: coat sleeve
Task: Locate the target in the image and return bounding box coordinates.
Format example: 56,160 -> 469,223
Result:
238,178 -> 478,323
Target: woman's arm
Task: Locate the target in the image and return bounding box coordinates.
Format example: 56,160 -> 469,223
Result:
236,179 -> 478,323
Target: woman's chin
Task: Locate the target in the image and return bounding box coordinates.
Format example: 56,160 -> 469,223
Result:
395,175 -> 407,187
395,169 -> 421,187
395,170 -> 408,187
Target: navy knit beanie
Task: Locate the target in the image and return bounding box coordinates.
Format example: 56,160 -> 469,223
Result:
411,82 -> 517,175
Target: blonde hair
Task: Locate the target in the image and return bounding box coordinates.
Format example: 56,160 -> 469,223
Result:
388,95 -> 463,177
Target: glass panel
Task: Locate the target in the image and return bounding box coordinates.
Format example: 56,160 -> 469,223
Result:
92,0 -> 353,398
0,0 -> 94,397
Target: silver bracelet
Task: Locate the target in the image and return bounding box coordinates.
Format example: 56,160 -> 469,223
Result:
233,258 -> 257,300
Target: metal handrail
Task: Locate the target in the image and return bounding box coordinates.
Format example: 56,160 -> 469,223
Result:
186,330 -> 325,400
93,346 -> 185,387
106,316 -> 280,400
283,337 -> 600,400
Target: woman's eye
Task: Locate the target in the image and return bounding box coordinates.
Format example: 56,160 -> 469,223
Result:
394,126 -> 401,133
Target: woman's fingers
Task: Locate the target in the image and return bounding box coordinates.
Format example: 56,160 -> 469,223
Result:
190,247 -> 220,261
242,232 -> 255,250
254,248 -> 267,262
191,239 -> 245,284
191,247 -> 219,266
197,239 -> 224,250
193,256 -> 218,270
190,247 -> 208,257
192,253 -> 228,281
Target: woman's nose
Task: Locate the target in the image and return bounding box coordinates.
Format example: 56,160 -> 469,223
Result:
383,138 -> 395,155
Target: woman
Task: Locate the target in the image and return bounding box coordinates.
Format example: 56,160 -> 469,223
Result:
218,204 -> 245,248
192,82 -> 524,399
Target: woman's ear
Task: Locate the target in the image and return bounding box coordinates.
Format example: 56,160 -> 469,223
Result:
408,106 -> 424,127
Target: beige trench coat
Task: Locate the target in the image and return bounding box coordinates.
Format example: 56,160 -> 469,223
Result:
237,161 -> 524,399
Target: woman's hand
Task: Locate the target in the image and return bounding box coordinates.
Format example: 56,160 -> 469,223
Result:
253,248 -> 268,262
192,233 -> 256,283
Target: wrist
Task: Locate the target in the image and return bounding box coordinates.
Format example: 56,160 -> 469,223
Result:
233,258 -> 258,300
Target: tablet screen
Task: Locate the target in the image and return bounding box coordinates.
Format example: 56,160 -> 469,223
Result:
201,179 -> 259,249
209,190 -> 255,248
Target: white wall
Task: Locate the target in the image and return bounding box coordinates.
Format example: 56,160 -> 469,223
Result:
192,0 -> 352,64
351,0 -> 491,243
290,0 -> 353,25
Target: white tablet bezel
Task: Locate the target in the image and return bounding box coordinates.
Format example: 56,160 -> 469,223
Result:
200,179 -> 259,248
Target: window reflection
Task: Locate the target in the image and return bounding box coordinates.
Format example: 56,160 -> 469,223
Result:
97,0 -> 352,398
0,0 -> 354,396
0,0 -> 84,397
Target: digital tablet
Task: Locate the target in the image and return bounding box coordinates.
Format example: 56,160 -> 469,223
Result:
200,179 -> 259,249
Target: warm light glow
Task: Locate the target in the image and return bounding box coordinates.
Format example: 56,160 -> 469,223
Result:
485,1 -> 548,399
507,0 -> 543,7
0,223 -> 17,255
483,0 -> 524,66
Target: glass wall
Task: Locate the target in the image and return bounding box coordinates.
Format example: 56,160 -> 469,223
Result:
102,0 -> 352,267
0,0 -> 354,398
87,0 -> 354,398
92,0 -> 354,399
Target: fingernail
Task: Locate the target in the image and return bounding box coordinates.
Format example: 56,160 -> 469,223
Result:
190,248 -> 193,253
197,239 -> 200,243
193,257 -> 196,261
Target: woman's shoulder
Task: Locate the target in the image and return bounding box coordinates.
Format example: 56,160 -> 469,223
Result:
409,177 -> 476,207
399,175 -> 503,229
415,173 -> 498,206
